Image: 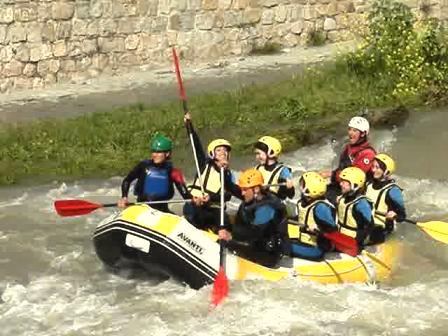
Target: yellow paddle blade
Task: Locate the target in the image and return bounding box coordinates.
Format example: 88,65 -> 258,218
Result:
417,221 -> 448,244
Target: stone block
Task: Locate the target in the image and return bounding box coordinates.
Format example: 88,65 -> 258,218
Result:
0,78 -> 14,93
224,28 -> 240,41
169,12 -> 195,31
288,4 -> 304,21
214,10 -> 224,28
118,18 -> 141,34
0,25 -> 7,44
125,34 -> 140,50
14,4 -> 38,22
232,0 -> 250,9
261,0 -> 279,7
23,63 -> 37,77
187,0 -> 202,10
284,32 -> 299,46
338,1 -> 355,13
92,53 -> 110,70
303,5 -> 317,19
56,22 -> 72,39
27,22 -> 43,43
159,0 -> 171,14
0,45 -> 14,62
119,53 -> 140,66
90,0 -> 103,18
73,19 -> 88,36
75,2 -> 90,19
223,11 -> 242,27
30,43 -> 53,62
98,19 -> 117,36
60,59 -> 76,72
52,2 -> 75,20
166,30 -> 178,45
4,59 -> 24,77
275,5 -> 288,22
32,77 -> 44,90
324,17 -> 337,30
76,56 -> 92,70
14,76 -> 34,90
53,40 -> 68,57
9,24 -> 27,43
0,7 -> 14,24
15,44 -> 30,62
176,31 -> 193,46
203,0 -> 219,10
43,73 -> 57,86
196,12 -> 215,30
262,9 -> 274,24
42,22 -> 56,42
98,37 -> 125,53
137,0 -> 150,15
243,8 -> 262,24
218,0 -> 232,9
152,16 -> 168,32
290,20 -> 304,34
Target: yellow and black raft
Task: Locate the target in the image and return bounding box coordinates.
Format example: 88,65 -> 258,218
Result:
93,204 -> 401,289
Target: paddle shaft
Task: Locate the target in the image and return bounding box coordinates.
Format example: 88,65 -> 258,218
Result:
375,211 -> 416,225
219,167 -> 226,267
172,47 -> 205,194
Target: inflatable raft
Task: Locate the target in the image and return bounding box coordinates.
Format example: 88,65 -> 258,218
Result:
93,204 -> 401,289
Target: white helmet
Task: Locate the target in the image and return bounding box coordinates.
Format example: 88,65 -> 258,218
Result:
348,116 -> 370,135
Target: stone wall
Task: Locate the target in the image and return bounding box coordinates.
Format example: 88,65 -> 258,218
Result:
0,0 -> 446,93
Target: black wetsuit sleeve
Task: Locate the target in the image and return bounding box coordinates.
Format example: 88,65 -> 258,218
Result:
277,179 -> 295,199
174,181 -> 192,199
121,161 -> 145,198
186,121 -> 207,171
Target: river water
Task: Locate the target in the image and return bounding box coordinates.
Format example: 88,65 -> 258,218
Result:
1,109 -> 447,336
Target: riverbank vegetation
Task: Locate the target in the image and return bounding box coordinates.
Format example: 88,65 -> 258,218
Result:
1,0 -> 447,185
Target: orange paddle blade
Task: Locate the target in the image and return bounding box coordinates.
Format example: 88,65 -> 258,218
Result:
54,200 -> 103,217
211,266 -> 229,307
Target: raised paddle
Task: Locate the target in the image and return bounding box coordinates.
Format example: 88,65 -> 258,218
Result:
172,47 -> 205,194
376,211 -> 448,244
54,199 -> 191,217
288,221 -> 359,257
211,166 -> 229,307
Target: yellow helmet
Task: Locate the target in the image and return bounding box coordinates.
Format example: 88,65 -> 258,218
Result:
238,168 -> 264,188
375,153 -> 396,176
300,172 -> 327,198
257,136 -> 282,157
339,167 -> 366,191
207,139 -> 231,158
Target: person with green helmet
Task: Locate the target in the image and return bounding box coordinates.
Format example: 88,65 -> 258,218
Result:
118,133 -> 191,213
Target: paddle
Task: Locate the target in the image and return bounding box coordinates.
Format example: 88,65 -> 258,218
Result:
172,47 -> 205,194
211,167 -> 229,307
376,211 -> 448,244
54,199 -> 191,217
288,220 -> 359,257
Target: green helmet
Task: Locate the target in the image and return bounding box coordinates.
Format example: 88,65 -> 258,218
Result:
150,134 -> 173,152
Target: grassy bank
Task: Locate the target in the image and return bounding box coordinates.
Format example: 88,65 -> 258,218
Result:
1,0 -> 447,186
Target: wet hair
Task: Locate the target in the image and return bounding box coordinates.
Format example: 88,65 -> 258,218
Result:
376,159 -> 387,172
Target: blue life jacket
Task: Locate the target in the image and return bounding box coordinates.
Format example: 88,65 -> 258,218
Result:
141,161 -> 172,200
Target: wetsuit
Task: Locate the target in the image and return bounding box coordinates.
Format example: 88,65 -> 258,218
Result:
229,192 -> 290,267
121,160 -> 190,213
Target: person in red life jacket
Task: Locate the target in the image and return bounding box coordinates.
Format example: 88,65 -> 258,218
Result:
117,134 -> 191,213
321,116 -> 376,203
182,112 -> 242,232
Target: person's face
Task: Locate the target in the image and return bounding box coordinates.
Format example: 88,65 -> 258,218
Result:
371,159 -> 385,179
151,151 -> 169,164
348,127 -> 363,145
241,187 -> 255,202
340,180 -> 352,194
214,146 -> 229,161
254,149 -> 267,165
